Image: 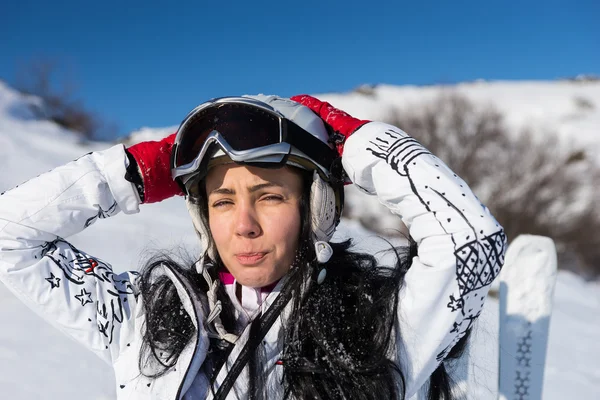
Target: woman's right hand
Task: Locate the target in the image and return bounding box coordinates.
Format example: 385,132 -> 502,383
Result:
126,133 -> 184,204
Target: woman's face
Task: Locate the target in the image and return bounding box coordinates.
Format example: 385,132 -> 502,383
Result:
205,164 -> 304,288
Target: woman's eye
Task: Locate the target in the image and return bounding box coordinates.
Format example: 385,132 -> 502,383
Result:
263,195 -> 283,202
212,200 -> 232,208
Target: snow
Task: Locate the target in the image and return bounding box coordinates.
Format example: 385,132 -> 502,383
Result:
124,125 -> 178,145
314,80 -> 600,153
1,79 -> 599,399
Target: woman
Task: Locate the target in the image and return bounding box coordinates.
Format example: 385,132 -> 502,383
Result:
0,94 -> 506,399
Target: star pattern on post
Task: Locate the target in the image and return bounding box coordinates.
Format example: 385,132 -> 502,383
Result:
516,352 -> 531,368
514,370 -> 531,399
45,273 -> 61,289
513,328 -> 533,399
74,288 -> 93,306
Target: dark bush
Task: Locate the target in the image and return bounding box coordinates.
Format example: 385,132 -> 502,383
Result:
15,59 -> 115,140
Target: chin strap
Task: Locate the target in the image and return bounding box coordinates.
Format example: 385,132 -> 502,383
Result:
195,259 -> 238,344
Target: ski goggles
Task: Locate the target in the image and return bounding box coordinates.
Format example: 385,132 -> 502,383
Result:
171,97 -> 340,195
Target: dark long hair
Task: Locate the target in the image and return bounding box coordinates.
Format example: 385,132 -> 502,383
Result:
137,170 -> 469,399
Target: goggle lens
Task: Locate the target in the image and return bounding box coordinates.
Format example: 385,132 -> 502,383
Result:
175,103 -> 281,167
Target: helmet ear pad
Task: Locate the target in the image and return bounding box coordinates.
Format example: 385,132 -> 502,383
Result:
310,171 -> 338,242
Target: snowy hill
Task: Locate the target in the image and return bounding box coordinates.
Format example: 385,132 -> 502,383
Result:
0,80 -> 599,399
315,80 -> 600,152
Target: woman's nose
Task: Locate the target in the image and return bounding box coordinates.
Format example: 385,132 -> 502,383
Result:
234,204 -> 261,238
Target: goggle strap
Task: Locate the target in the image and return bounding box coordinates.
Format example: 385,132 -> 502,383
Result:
284,121 -> 339,174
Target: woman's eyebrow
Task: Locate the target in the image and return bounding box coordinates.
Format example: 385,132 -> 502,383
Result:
209,182 -> 282,196
248,182 -> 283,193
209,188 -> 235,196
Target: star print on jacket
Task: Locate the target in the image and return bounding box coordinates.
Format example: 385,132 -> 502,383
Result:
75,288 -> 93,306
45,273 -> 61,289
39,239 -> 139,345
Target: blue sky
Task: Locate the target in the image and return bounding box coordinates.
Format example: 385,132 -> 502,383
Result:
1,0 -> 598,139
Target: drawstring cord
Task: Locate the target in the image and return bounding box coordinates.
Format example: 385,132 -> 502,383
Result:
195,259 -> 238,344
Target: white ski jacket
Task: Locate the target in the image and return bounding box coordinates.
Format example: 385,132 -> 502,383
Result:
0,121 -> 506,399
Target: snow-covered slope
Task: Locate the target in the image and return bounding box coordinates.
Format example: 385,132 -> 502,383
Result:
0,80 -> 598,399
315,80 -> 600,151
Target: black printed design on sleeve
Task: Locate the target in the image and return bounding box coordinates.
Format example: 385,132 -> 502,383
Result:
75,288 -> 93,306
366,127 -> 506,362
85,201 -> 119,228
40,239 -> 139,345
45,273 -> 61,289
366,129 -> 432,176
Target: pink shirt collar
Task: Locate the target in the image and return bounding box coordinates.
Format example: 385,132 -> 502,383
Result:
218,271 -> 279,293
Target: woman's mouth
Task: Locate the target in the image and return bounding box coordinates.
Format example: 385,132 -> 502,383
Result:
235,252 -> 268,265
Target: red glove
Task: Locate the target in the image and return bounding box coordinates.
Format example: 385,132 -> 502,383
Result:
290,95 -> 370,156
126,133 -> 184,204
